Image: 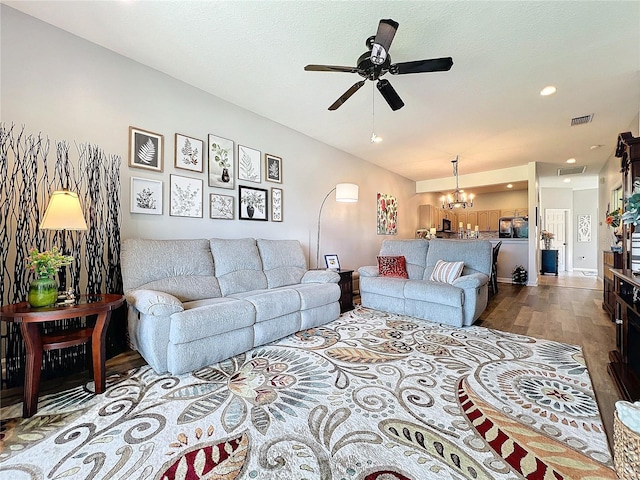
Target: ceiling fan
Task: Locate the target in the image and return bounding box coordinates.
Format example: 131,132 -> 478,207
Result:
304,19 -> 453,111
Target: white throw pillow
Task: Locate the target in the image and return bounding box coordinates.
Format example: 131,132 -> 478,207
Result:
430,260 -> 464,284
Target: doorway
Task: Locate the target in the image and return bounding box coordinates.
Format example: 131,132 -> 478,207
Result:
545,209 -> 569,271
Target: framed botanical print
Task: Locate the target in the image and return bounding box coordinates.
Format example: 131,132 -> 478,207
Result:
208,134 -> 234,189
265,153 -> 282,183
239,185 -> 268,221
210,193 -> 234,220
175,133 -> 204,172
129,126 -> 163,172
238,145 -> 261,183
170,174 -> 203,218
130,177 -> 162,215
271,187 -> 283,222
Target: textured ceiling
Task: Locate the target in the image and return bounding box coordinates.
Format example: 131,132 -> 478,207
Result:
6,1 -> 640,190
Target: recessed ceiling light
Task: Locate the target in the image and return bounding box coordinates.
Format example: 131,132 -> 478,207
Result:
566,158 -> 576,163
540,85 -> 557,96
590,144 -> 603,150
563,178 -> 571,183
507,184 -> 513,189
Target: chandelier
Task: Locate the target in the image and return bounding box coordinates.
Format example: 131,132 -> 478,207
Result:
441,155 -> 474,209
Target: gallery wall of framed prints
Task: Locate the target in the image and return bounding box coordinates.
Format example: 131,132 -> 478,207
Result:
128,126 -> 284,223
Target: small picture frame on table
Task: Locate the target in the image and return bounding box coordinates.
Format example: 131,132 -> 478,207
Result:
325,254 -> 340,270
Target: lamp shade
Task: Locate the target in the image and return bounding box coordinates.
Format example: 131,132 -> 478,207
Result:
335,183 -> 359,203
40,190 -> 88,231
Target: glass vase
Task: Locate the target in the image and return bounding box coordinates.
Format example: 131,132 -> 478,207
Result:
544,239 -> 552,250
28,276 -> 58,307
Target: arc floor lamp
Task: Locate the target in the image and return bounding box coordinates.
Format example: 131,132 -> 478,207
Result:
316,183 -> 359,269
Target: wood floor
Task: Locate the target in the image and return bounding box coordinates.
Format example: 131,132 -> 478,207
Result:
2,272 -> 620,452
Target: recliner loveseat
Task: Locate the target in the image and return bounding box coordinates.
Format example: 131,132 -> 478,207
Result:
358,238 -> 492,327
121,238 -> 340,375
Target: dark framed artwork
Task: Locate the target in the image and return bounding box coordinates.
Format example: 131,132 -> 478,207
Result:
325,254 -> 340,270
129,126 -> 163,172
175,133 -> 204,172
239,185 -> 268,221
265,153 -> 282,183
130,177 -> 162,215
170,174 -> 203,218
208,134 -> 234,189
210,193 -> 234,220
271,187 -> 283,222
238,145 -> 261,183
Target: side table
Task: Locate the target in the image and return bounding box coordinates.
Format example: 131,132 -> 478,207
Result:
336,269 -> 354,313
0,294 -> 124,417
540,249 -> 559,276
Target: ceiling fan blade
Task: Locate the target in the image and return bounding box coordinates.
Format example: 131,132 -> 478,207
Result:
371,19 -> 399,65
305,64 -> 359,73
328,80 -> 366,111
377,79 -> 404,111
390,57 -> 453,75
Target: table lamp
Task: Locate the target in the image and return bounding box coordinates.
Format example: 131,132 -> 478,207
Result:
40,189 -> 88,291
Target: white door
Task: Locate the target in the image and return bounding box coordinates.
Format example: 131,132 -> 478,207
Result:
545,209 -> 567,271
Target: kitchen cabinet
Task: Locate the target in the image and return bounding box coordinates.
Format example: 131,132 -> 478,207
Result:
467,212 -> 478,229
488,210 -> 500,231
501,208 -> 528,218
418,205 -> 438,229
457,212 -> 468,231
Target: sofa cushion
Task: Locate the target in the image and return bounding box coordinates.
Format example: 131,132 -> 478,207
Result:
210,238 -> 268,295
169,298 -> 255,345
404,280 -> 464,308
122,238 -> 221,301
126,289 -> 184,316
229,287 -> 300,322
430,259 -> 464,284
290,283 -> 341,310
359,275 -> 407,297
377,255 -> 409,278
379,239 -> 429,280
257,239 -> 306,288
425,239 -> 492,277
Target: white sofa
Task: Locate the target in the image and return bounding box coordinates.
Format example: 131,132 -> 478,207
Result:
121,238 -> 341,375
358,239 -> 492,327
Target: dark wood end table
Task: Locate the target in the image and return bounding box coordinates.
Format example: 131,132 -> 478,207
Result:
0,294 -> 125,417
336,269 -> 354,313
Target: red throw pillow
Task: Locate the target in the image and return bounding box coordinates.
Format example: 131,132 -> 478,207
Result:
377,256 -> 409,278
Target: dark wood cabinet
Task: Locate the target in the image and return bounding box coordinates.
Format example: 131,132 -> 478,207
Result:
609,131 -> 640,401
603,250 -> 622,320
540,249 -> 558,275
337,270 -> 354,313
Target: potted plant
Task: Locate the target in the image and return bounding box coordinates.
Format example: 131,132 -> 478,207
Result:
541,230 -> 554,250
26,247 -> 73,307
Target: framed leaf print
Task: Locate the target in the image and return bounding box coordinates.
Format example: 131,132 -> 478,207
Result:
130,177 -> 162,215
129,126 -> 163,172
265,153 -> 282,183
238,145 -> 261,183
208,134 -> 234,189
271,187 -> 283,222
175,133 -> 204,172
239,185 -> 268,221
210,194 -> 234,220
170,174 -> 203,218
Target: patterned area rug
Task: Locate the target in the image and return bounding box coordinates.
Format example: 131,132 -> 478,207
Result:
0,307 -> 615,479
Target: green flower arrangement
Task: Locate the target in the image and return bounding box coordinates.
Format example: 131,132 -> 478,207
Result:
622,179 -> 640,226
27,247 -> 74,278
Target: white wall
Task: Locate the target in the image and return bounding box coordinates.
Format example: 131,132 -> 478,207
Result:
1,6 -> 419,272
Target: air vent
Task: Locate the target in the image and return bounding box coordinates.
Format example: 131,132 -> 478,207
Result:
558,166 -> 587,176
570,114 -> 594,126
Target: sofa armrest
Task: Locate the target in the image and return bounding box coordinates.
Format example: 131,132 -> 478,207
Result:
451,273 -> 489,289
125,289 -> 184,316
358,266 -> 379,277
302,270 -> 340,283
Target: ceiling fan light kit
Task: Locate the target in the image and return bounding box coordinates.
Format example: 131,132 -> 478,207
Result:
304,18 -> 453,111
